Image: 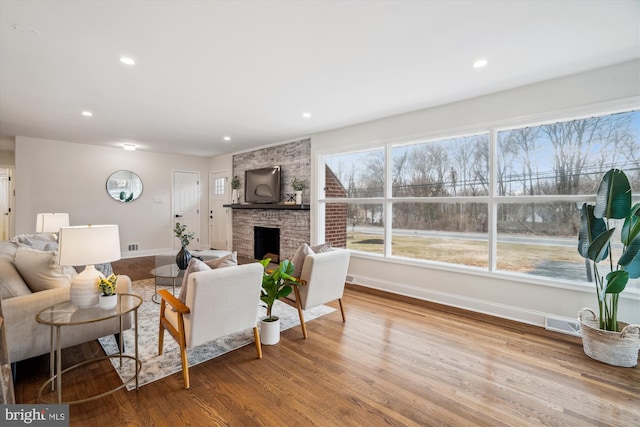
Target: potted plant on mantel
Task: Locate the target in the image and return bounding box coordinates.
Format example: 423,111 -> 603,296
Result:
577,168 -> 640,367
174,222 -> 195,270
230,175 -> 240,204
258,258 -> 297,345
291,178 -> 305,205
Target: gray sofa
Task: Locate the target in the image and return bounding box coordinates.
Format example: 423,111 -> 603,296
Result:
0,235 -> 132,364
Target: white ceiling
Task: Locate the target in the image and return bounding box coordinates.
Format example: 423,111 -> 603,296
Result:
0,0 -> 638,157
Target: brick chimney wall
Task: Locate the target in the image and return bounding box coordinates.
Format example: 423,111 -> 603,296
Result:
324,165 -> 347,248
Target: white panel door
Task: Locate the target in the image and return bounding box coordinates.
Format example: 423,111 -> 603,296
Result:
209,171 -> 231,249
173,171 -> 200,250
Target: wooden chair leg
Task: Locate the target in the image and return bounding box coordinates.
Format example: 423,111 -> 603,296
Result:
338,298 -> 346,322
253,327 -> 263,359
158,301 -> 166,355
293,285 -> 308,339
177,315 -> 190,389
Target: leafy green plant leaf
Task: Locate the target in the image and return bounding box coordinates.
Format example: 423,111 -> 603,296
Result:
594,169 -> 631,219
587,228 -> 615,263
604,270 -> 629,294
578,204 -> 607,258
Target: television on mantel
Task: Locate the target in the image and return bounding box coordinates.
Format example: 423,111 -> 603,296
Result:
245,166 -> 281,203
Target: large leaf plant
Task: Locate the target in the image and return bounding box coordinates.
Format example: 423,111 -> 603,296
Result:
578,169 -> 640,331
259,258 -> 297,321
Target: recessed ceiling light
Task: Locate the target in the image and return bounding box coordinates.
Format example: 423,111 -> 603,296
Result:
120,57 -> 136,66
302,112 -> 311,118
223,136 -> 231,141
81,111 -> 93,117
123,144 -> 136,151
473,59 -> 488,68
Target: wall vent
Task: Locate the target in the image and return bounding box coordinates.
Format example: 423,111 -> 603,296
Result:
545,316 -> 581,337
127,243 -> 139,251
345,275 -> 355,283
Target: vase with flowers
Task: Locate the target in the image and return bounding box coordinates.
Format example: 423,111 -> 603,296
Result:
174,222 -> 195,270
97,273 -> 119,309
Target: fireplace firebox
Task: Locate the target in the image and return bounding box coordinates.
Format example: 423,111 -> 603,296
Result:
254,226 -> 280,262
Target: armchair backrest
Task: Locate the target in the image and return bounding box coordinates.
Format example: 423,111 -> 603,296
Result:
182,262 -> 263,348
298,249 -> 350,310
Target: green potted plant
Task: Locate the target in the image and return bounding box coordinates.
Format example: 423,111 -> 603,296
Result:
577,168 -> 640,366
230,175 -> 240,204
258,258 -> 297,345
174,222 -> 195,270
97,273 -> 119,309
291,177 -> 305,205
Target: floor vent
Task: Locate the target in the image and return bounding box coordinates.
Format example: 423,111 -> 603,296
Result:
545,316 -> 581,337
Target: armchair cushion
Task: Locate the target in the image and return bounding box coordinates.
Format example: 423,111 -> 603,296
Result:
13,246 -> 77,292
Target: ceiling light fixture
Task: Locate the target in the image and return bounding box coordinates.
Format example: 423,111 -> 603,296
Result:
302,112 -> 311,118
123,144 -> 136,151
81,111 -> 93,117
473,59 -> 488,68
223,136 -> 231,141
120,57 -> 136,66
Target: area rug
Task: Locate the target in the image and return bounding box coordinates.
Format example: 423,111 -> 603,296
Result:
98,278 -> 335,390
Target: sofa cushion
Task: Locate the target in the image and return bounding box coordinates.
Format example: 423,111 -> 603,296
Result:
13,246 -> 77,292
0,242 -> 32,299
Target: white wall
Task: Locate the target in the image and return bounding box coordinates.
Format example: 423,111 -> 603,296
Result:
310,60 -> 640,327
15,136 -> 210,257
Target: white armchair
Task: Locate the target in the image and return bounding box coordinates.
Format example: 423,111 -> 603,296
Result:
157,262 -> 264,389
292,249 -> 351,339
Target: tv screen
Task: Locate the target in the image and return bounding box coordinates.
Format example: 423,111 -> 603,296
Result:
245,166 -> 281,203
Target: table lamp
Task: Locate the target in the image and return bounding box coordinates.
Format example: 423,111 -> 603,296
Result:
58,225 -> 121,308
35,213 -> 70,238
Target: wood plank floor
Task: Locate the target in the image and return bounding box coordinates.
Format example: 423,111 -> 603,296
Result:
12,256 -> 640,426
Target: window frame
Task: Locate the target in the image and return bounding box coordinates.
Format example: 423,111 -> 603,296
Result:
316,99 -> 640,292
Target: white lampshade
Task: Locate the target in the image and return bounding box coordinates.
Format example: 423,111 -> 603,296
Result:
35,213 -> 70,233
58,224 -> 121,266
58,225 -> 121,308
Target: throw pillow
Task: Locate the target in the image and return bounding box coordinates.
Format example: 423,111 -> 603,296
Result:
292,243 -> 314,279
177,258 -> 212,304
204,251 -> 237,269
13,246 -> 77,292
310,242 -> 332,253
0,260 -> 31,298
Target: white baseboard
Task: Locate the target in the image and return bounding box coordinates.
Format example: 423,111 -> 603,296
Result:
348,274 -> 552,328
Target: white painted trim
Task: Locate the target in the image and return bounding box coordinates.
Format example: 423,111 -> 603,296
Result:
350,273 -> 559,327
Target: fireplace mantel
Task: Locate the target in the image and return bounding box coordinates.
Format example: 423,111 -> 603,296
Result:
224,204 -> 310,210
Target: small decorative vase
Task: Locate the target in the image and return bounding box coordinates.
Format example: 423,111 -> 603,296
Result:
176,246 -> 192,270
231,189 -> 239,204
295,191 -> 303,205
260,317 -> 280,345
99,294 -> 118,309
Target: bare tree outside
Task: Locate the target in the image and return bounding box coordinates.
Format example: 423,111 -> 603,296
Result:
323,110 -> 639,286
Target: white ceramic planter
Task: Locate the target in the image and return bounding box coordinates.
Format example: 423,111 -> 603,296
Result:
295,191 -> 303,205
260,317 -> 281,345
99,294 -> 118,309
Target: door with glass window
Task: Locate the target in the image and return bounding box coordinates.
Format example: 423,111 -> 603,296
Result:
209,171 -> 231,250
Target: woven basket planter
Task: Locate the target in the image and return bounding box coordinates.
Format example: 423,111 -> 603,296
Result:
578,308 -> 640,367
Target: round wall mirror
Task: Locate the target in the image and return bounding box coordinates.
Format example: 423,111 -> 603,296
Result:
106,170 -> 143,202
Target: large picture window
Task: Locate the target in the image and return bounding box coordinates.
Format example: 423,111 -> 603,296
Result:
320,109 -> 639,289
